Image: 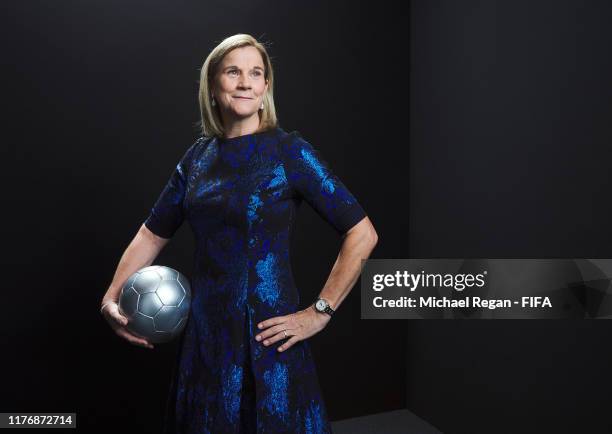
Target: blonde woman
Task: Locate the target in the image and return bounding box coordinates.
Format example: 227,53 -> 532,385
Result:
101,34 -> 378,433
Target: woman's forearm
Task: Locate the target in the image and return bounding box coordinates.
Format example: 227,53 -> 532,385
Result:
317,217 -> 378,312
102,224 -> 169,304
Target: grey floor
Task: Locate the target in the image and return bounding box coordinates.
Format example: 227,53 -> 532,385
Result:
331,408 -> 443,434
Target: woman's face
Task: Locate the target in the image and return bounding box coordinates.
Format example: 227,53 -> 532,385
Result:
212,46 -> 268,123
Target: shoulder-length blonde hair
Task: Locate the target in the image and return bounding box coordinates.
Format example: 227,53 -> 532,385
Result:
197,34 -> 278,138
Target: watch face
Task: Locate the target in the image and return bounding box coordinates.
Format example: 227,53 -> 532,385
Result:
316,299 -> 327,311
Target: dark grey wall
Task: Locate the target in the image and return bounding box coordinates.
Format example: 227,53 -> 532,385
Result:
409,1 -> 612,433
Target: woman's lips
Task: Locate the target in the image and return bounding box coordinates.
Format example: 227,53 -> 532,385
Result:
233,96 -> 252,99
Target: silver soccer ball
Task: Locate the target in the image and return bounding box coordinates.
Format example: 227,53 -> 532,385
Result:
118,265 -> 191,343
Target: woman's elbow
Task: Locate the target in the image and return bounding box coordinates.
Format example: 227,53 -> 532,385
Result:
367,224 -> 378,247
346,216 -> 378,247
371,227 -> 379,245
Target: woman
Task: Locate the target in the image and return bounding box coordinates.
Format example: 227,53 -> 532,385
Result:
101,34 -> 378,433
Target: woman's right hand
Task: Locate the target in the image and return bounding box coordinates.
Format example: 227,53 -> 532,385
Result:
101,300 -> 154,349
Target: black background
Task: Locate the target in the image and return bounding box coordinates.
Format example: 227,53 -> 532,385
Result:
409,1 -> 612,434
2,0 -> 612,433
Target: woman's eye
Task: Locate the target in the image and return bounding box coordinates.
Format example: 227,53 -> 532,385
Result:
228,70 -> 238,76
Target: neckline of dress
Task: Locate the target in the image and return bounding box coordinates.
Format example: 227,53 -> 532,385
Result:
217,127 -> 280,144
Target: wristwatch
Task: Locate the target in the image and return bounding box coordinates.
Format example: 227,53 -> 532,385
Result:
313,297 -> 335,317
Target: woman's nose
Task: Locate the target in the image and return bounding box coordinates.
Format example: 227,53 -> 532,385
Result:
237,77 -> 251,89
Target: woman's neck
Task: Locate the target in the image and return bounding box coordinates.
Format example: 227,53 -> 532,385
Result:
222,114 -> 261,139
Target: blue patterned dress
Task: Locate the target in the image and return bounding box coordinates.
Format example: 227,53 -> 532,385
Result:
144,126 -> 366,433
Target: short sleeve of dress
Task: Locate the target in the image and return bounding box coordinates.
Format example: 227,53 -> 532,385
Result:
279,131 -> 367,236
143,139 -> 200,239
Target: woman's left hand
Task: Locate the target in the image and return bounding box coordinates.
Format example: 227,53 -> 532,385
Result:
256,306 -> 331,352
